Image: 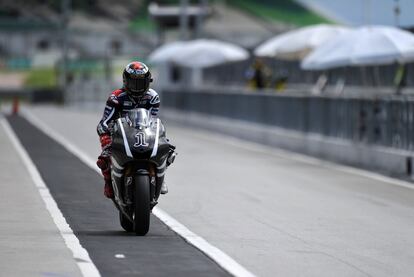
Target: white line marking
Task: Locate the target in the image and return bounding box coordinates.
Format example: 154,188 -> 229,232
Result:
111,157 -> 124,170
150,118 -> 160,158
1,118 -> 101,277
153,208 -> 254,277
21,110 -> 99,174
21,109 -> 256,277
183,125 -> 414,191
114,254 -> 125,259
112,171 -> 123,178
103,107 -> 115,128
118,118 -> 133,158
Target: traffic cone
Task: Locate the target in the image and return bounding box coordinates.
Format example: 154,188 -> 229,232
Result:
12,96 -> 19,115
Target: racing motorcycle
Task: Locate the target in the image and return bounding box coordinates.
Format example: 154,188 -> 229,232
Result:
110,108 -> 175,235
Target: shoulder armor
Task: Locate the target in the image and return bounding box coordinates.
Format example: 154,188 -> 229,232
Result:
107,89 -> 125,106
148,89 -> 160,105
112,89 -> 124,97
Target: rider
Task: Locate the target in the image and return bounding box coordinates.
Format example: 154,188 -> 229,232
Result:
96,61 -> 174,199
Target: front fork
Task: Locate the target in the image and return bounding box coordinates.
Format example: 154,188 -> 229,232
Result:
149,164 -> 162,208
122,154 -> 172,210
124,164 -> 161,209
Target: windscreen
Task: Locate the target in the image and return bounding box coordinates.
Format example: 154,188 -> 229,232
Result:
126,108 -> 150,128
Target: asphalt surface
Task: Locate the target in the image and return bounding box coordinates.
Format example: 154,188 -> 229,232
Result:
7,115 -> 229,277
0,117 -> 82,277
24,105 -> 414,277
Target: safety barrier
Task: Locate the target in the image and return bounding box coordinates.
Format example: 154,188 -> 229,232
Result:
162,88 -> 414,153
202,59 -> 414,88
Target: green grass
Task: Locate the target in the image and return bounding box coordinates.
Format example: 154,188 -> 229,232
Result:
24,68 -> 57,88
129,0 -> 157,32
23,62 -> 115,88
2,1 -> 328,33
129,16 -> 157,32
227,0 -> 332,26
129,0 -> 330,31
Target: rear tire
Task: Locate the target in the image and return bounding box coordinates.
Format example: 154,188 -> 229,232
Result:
119,211 -> 133,232
134,174 -> 150,235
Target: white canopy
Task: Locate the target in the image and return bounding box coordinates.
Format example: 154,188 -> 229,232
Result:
148,41 -> 188,64
301,25 -> 414,70
175,39 -> 249,68
148,39 -> 249,68
254,24 -> 350,60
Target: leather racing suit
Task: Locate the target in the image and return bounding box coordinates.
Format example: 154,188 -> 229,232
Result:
96,87 -> 172,198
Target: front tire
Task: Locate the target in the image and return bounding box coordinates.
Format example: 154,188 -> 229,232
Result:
134,174 -> 150,235
119,211 -> 133,232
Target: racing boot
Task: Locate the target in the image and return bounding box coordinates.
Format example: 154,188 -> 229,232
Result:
160,182 -> 168,194
104,180 -> 114,199
97,155 -> 114,199
159,147 -> 176,195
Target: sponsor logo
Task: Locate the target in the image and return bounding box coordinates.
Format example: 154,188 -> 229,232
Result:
150,95 -> 160,104
110,95 -> 119,104
125,62 -> 148,75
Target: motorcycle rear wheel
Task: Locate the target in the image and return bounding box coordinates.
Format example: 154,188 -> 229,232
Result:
134,174 -> 150,235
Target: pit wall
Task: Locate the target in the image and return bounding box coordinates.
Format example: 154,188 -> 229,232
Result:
161,88 -> 414,179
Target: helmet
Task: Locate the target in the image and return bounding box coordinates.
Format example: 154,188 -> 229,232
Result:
123,61 -> 152,98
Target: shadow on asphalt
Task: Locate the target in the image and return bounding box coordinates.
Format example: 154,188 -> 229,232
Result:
75,230 -> 134,237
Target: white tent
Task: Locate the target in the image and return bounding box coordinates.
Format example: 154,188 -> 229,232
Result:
301,25 -> 414,70
148,39 -> 249,68
148,41 -> 188,64
174,39 -> 249,68
254,24 -> 350,60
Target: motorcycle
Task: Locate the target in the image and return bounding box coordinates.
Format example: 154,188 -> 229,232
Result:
110,108 -> 175,235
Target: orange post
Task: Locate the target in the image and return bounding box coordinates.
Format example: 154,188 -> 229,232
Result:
12,96 -> 19,115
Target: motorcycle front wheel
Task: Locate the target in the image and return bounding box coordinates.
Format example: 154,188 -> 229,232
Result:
119,211 -> 133,232
134,174 -> 150,235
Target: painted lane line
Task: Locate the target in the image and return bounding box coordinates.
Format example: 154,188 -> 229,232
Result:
1,118 -> 101,277
21,110 -> 100,175
182,125 -> 414,191
21,109 -> 255,277
114,254 -> 125,259
153,208 -> 255,277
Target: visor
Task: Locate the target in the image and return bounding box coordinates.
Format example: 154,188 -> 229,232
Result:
126,78 -> 149,94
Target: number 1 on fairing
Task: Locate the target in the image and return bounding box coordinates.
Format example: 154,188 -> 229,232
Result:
134,132 -> 149,147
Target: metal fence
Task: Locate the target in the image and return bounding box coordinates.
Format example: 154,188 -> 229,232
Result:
202,59 -> 414,88
162,88 -> 414,152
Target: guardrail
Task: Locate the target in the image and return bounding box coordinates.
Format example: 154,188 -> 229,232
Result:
202,59 -> 414,88
162,88 -> 414,152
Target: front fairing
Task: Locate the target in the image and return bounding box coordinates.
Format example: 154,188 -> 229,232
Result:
110,109 -> 170,209
111,115 -> 169,167
126,120 -> 156,159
